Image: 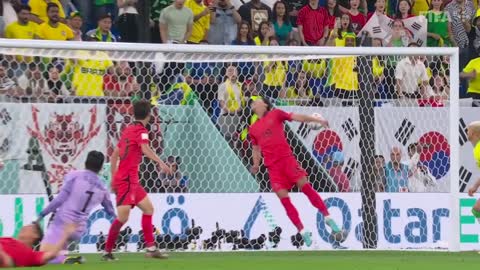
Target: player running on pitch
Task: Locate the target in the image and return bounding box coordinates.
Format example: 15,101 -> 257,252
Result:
467,122 -> 480,220
249,97 -> 346,247
103,100 -> 171,261
36,151 -> 115,265
0,222 -> 77,267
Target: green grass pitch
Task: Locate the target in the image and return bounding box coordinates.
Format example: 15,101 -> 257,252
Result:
28,251 -> 480,270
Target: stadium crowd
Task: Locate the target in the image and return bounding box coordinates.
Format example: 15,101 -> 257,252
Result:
0,0 -> 474,194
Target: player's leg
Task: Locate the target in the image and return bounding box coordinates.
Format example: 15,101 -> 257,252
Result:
472,199 -> 480,223
296,177 -> 341,233
103,205 -> 131,260
39,221 -> 82,265
275,189 -> 304,232
136,188 -> 168,259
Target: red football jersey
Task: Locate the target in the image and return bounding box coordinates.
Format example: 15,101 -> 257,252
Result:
115,122 -> 149,182
0,238 -> 44,267
349,11 -> 367,34
249,109 -> 295,167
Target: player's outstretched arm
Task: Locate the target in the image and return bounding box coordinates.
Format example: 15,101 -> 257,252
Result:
110,147 -> 120,178
468,178 -> 480,196
141,144 -> 173,174
291,113 -> 329,128
37,176 -> 75,222
251,145 -> 262,174
101,192 -> 116,218
41,223 -> 77,264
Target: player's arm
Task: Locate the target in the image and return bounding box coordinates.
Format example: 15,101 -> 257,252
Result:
291,113 -> 329,128
37,176 -> 75,222
0,244 -> 13,268
110,147 -> 120,178
251,145 -> 262,174
141,144 -> 172,174
101,192 -> 116,218
468,178 -> 480,196
40,224 -> 77,264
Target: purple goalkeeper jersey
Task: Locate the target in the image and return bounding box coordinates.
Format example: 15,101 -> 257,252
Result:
40,170 -> 115,225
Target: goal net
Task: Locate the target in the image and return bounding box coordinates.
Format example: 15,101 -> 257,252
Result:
0,40 -> 466,252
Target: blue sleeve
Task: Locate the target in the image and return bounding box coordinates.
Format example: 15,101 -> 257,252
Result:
39,174 -> 75,218
101,191 -> 116,218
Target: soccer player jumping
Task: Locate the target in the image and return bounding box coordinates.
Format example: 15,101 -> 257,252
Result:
466,122 -> 480,220
36,150 -> 115,265
249,97 -> 345,247
103,100 -> 171,260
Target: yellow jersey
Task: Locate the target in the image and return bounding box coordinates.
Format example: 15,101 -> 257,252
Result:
5,21 -> 37,39
72,51 -> 113,97
474,141 -> 480,169
185,0 -> 210,43
37,22 -> 74,41
30,0 -> 65,22
263,61 -> 286,87
329,56 -> 358,91
463,58 -> 480,94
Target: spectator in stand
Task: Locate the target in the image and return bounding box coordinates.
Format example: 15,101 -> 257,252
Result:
36,3 -> 74,40
326,13 -> 355,46
395,0 -> 414,19
395,42 -> 429,99
387,19 -> 413,46
232,21 -> 257,83
117,0 -> 140,43
297,0 -> 329,46
150,0 -> 173,43
328,33 -> 358,100
29,0 -> 66,24
287,0 -> 305,27
185,0 -> 211,44
328,151 -> 351,192
159,0 -> 194,43
104,61 -> 139,97
47,64 -> 69,98
238,0 -> 272,32
18,62 -> 48,99
348,0 -> 367,34
5,5 -> 37,40
262,37 -> 286,99
385,147 -> 409,192
208,0 -> 241,45
71,50 -> 114,96
407,143 -> 436,192
367,0 -> 386,21
460,56 -> 480,101
217,65 -> 243,145
272,1 -> 293,46
325,0 -> 342,30
67,11 -> 83,41
254,20 -> 273,45
412,0 -> 430,16
445,0 -> 474,68
374,155 -> 386,192
285,70 -> 313,105
469,9 -> 480,57
0,63 -> 20,98
86,13 -> 118,42
426,0 -> 456,47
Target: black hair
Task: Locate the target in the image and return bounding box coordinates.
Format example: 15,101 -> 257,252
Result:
408,143 -> 418,153
85,150 -> 105,173
133,100 -> 151,120
407,42 -> 419,47
395,0 -> 412,19
374,154 -> 385,160
32,222 -> 44,246
16,4 -> 31,13
272,1 -> 291,25
257,21 -> 271,43
46,2 -> 59,13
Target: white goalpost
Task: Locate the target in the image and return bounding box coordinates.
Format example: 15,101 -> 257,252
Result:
0,39 -> 463,252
